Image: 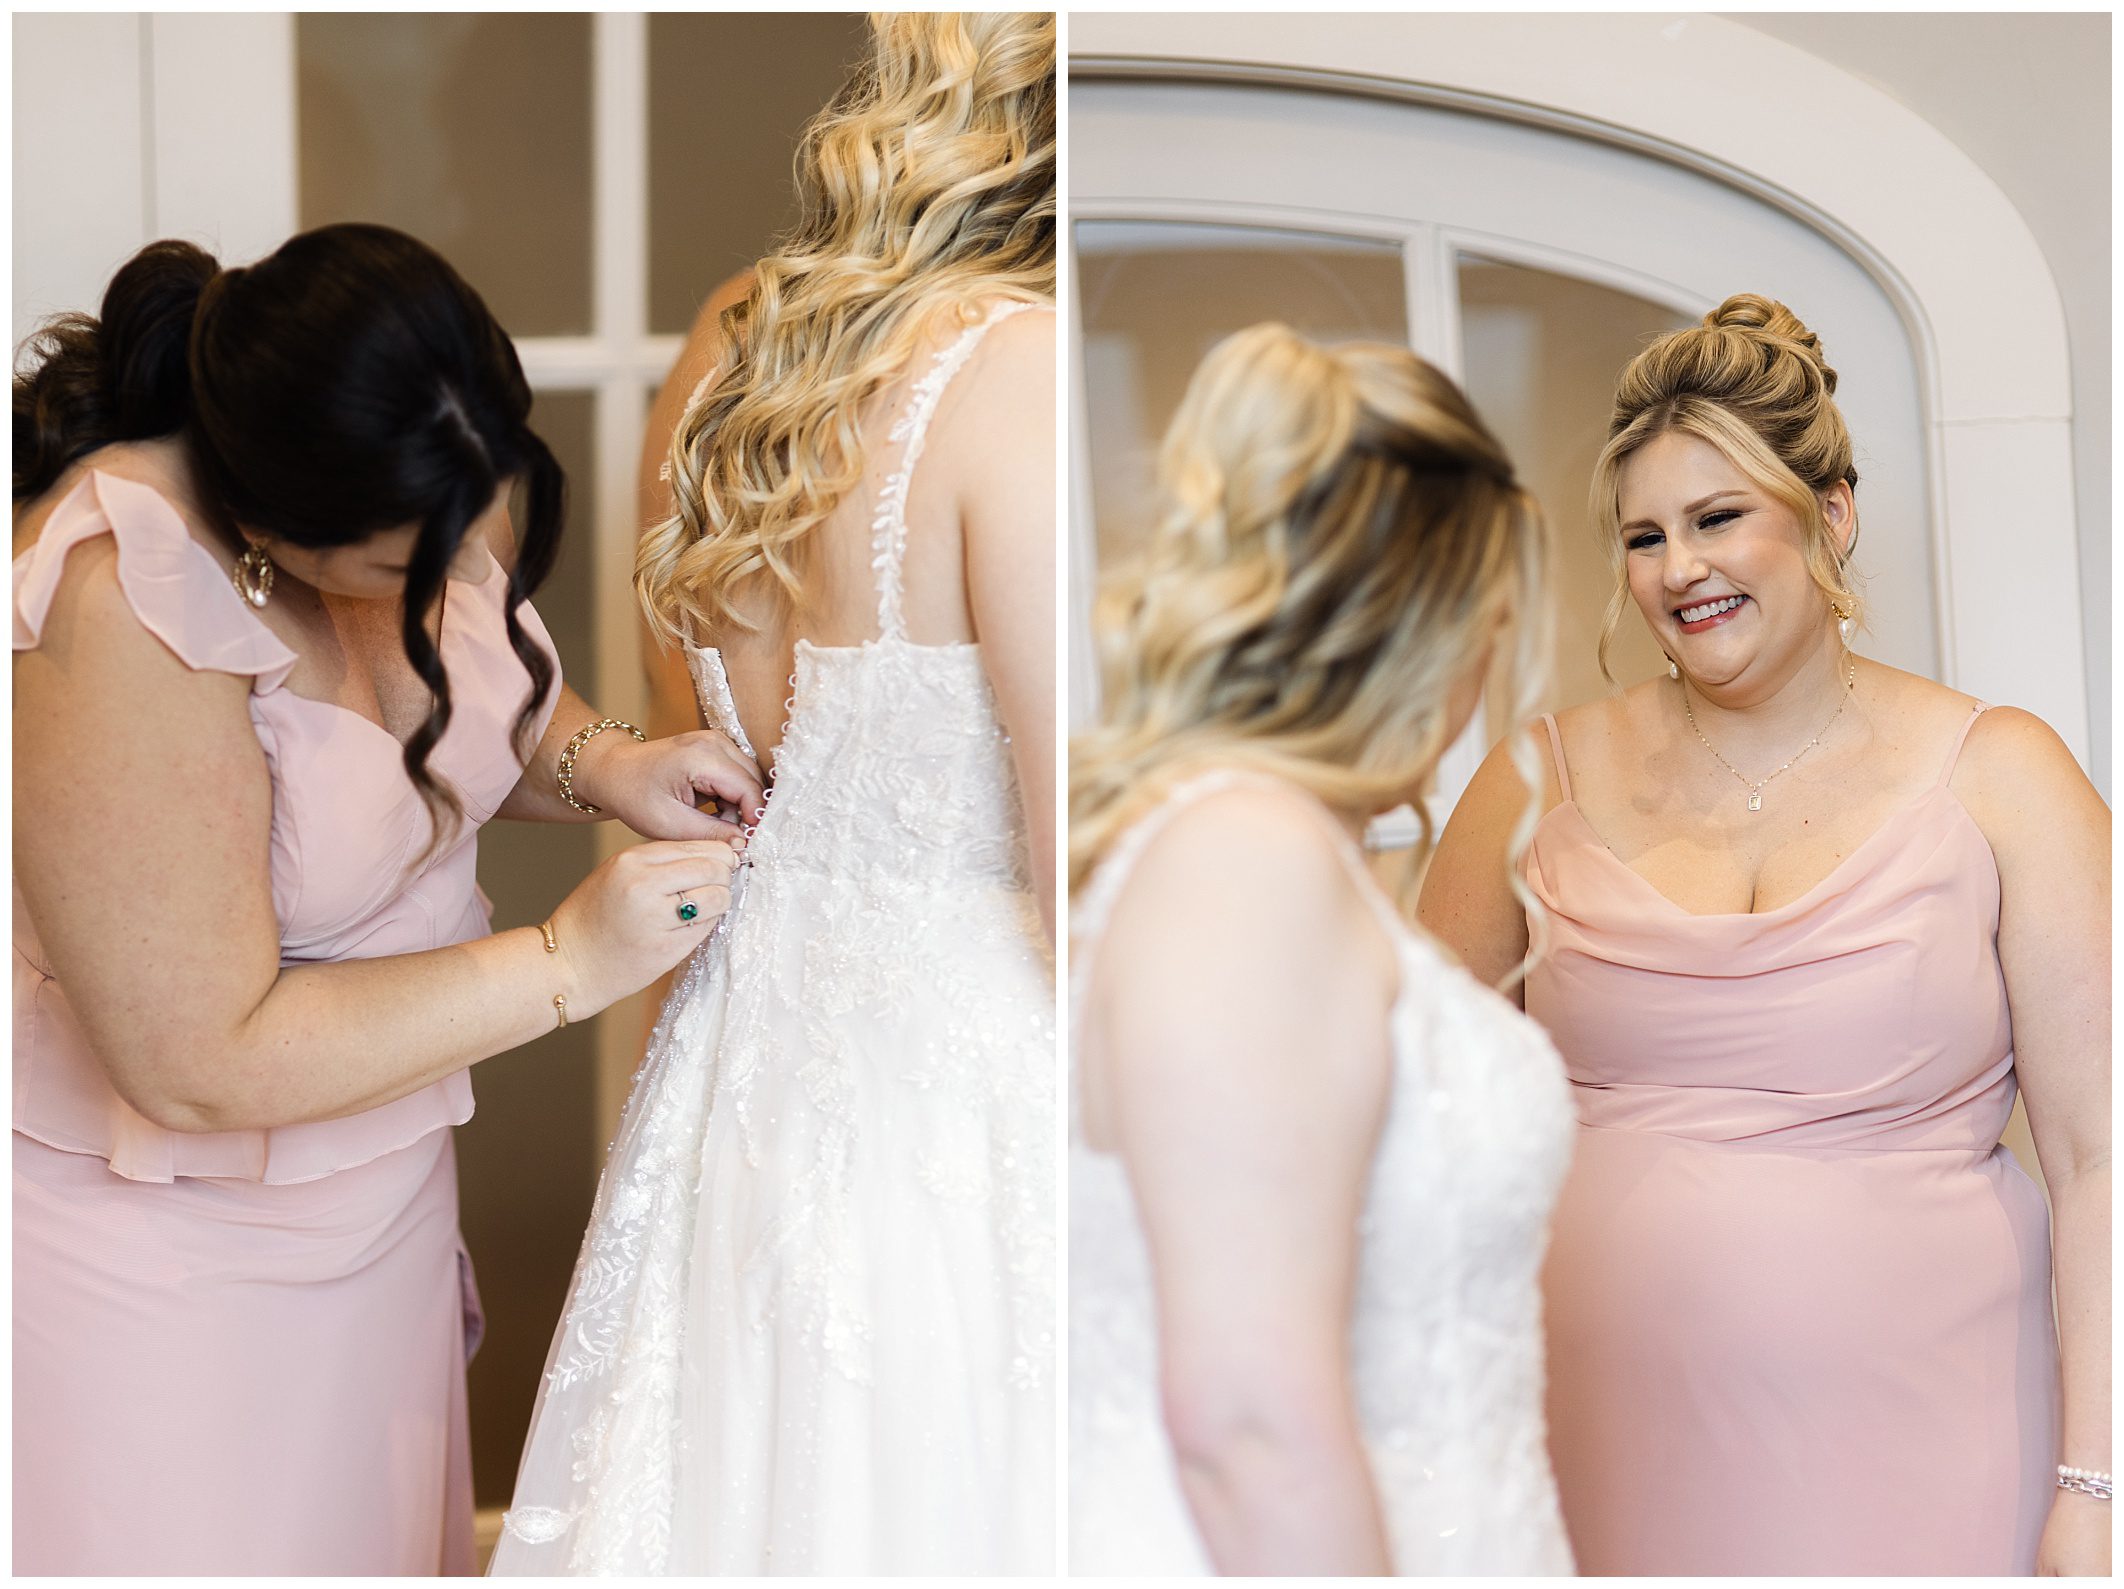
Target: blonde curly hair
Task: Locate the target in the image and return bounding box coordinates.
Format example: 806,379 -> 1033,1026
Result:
638,12 -> 1055,645
1070,324 -> 1554,978
1592,292 -> 1863,679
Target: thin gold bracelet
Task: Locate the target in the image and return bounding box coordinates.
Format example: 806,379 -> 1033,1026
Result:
539,918 -> 565,1028
556,717 -> 646,814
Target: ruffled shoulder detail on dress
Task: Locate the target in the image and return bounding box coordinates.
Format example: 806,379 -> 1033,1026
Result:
13,470 -> 298,692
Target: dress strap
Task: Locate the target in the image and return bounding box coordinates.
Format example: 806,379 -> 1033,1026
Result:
654,363 -> 724,487
871,300 -> 1039,641
1539,712 -> 1574,803
1936,702 -> 1991,786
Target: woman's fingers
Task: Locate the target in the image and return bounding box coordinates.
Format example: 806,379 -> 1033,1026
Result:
617,841 -> 738,930
679,732 -> 767,819
650,802 -> 748,842
652,862 -> 738,898
625,839 -> 744,901
630,836 -> 744,869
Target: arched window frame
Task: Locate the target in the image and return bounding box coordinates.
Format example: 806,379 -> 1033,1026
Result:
1071,12 -> 2089,768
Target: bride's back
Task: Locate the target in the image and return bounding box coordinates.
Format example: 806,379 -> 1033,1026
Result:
707,298 -> 1045,768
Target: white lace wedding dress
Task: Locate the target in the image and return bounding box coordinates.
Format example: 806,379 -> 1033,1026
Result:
492,304 -> 1055,1575
1069,771 -> 1577,1575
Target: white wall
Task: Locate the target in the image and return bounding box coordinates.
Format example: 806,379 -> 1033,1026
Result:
12,14 -> 295,353
1724,12 -> 2110,795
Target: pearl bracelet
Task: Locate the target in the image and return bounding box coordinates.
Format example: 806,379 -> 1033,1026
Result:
2057,1465 -> 2112,1501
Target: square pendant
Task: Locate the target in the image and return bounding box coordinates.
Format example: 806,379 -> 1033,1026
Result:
1747,792 -> 1763,812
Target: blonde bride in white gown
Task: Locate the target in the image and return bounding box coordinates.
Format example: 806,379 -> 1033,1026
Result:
1069,325 -> 1577,1574
492,15 -> 1056,1575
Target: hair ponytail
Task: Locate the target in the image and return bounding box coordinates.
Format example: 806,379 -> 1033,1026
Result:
1071,324 -> 1552,965
13,240 -> 218,502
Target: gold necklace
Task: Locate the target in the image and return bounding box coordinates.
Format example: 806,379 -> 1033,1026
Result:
1680,656 -> 1856,812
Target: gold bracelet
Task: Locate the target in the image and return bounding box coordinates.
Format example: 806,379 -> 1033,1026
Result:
556,717 -> 645,814
540,918 -> 565,1027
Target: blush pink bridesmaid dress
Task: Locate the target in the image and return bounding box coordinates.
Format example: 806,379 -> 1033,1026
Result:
12,469 -> 558,1574
1525,706 -> 2059,1576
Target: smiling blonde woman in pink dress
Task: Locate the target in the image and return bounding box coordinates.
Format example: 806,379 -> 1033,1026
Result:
1422,296 -> 2109,1576
12,227 -> 760,1575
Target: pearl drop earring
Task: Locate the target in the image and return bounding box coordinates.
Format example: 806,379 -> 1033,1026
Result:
1665,655 -> 1680,681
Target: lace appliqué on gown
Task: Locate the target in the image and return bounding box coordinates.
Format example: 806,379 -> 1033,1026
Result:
493,301 -> 1054,1576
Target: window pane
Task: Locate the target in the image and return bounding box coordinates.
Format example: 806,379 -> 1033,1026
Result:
461,388 -> 598,1510
647,13 -> 868,336
1456,256 -> 1694,711
297,14 -> 592,337
1076,219 -> 1408,581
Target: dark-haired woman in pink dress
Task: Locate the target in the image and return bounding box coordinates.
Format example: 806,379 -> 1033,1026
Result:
13,226 -> 764,1573
1422,296 -> 2108,1575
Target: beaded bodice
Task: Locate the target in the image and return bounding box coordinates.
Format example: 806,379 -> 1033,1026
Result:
689,638 -> 1030,900
683,301 -> 1040,902
1068,771 -> 1576,1574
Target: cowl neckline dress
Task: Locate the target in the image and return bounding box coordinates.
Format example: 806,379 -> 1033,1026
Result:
1526,705 -> 2058,1575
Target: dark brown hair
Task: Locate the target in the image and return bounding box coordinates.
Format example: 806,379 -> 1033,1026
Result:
14,224 -> 563,835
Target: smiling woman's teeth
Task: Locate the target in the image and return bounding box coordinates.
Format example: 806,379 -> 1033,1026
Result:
1679,595 -> 1746,624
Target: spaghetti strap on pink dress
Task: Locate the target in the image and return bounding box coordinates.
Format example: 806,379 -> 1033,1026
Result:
1525,705 -> 2058,1575
12,469 -> 559,1574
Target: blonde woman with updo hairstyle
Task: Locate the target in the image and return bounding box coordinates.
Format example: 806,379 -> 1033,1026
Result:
1422,295 -> 2110,1576
493,14 -> 1055,1574
1069,324 -> 1577,1574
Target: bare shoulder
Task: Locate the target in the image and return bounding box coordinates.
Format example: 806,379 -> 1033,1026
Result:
1096,780 -> 1397,1011
1955,705 -> 2104,814
978,298 -> 1057,351
686,267 -> 756,369
937,302 -> 1054,531
1553,680 -> 1662,763
1086,779 -> 1400,1149
1473,685 -> 1656,816
948,300 -> 1054,409
1851,656 -> 1981,726
1455,717 -> 1566,829
1937,701 -> 2106,898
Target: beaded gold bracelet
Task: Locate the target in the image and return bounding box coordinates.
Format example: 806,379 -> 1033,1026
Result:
556,717 -> 645,814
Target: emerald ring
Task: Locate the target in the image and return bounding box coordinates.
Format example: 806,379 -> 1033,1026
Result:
676,892 -> 699,924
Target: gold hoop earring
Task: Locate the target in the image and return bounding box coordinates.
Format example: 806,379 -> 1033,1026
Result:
232,542 -> 276,609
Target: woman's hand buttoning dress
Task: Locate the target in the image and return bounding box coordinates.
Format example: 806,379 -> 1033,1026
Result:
13,225 -> 751,1575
